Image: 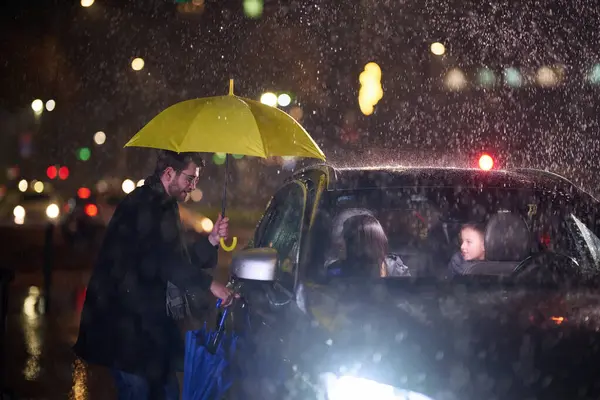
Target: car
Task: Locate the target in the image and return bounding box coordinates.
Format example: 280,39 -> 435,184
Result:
227,163 -> 600,400
0,189 -> 63,227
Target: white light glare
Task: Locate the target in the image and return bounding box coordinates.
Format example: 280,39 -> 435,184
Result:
131,58 -> 145,71
46,203 -> 60,219
18,179 -> 28,192
31,99 -> 44,113
430,42 -> 445,55
260,92 -> 278,107
45,100 -> 56,111
122,179 -> 135,194
277,93 -> 292,107
324,374 -> 435,400
94,131 -> 106,145
13,205 -> 26,219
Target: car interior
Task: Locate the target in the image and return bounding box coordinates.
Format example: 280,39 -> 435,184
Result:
307,187 -> 598,282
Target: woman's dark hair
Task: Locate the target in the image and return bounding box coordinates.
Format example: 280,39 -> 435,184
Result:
343,214 -> 388,266
154,150 -> 205,176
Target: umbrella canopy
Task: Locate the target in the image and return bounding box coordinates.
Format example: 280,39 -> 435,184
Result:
125,80 -> 325,161
124,80 -> 326,251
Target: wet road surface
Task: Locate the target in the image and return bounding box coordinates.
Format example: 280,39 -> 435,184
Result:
1,224 -> 253,399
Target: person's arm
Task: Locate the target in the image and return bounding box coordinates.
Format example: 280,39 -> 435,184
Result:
136,198 -> 213,292
187,235 -> 218,269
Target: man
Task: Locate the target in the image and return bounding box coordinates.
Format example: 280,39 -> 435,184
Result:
74,150 -> 234,399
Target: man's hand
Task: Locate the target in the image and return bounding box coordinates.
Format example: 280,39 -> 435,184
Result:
209,281 -> 238,307
208,213 -> 229,247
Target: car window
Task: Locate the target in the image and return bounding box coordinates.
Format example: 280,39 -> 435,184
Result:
257,182 -> 306,290
306,186 -> 597,280
570,214 -> 600,268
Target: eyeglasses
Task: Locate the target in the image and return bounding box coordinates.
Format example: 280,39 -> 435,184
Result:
180,172 -> 199,187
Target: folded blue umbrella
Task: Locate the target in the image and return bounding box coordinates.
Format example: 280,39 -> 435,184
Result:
183,299 -> 239,400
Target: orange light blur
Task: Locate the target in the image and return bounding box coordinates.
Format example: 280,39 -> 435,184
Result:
479,154 -> 494,171
77,187 -> 91,199
84,204 -> 98,217
551,316 -> 564,325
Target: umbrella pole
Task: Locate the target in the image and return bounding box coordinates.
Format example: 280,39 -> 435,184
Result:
221,154 -> 229,218
219,154 -> 238,252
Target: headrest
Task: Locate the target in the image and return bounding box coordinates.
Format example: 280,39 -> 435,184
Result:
484,212 -> 531,261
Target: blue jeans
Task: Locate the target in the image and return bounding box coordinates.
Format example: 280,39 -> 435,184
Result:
111,369 -> 179,400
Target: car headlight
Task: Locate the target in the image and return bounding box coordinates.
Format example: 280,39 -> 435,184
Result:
324,374 -> 435,400
46,203 -> 60,219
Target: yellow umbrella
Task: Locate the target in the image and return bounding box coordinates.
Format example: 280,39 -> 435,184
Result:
125,80 -> 326,251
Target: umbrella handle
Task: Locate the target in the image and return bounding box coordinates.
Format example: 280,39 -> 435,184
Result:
220,236 -> 238,252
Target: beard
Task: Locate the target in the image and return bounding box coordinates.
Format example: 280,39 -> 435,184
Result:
167,181 -> 188,201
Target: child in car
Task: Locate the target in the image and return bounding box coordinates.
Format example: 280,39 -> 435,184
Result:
448,223 -> 486,275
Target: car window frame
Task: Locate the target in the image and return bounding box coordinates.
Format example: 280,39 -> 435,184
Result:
254,180 -> 308,292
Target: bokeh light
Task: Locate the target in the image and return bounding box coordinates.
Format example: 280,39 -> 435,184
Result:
84,204 -> 98,217
78,187 -> 91,199
80,0 -> 94,7
445,68 -> 467,91
289,106 -> 304,121
13,205 -> 25,219
260,92 -> 278,107
94,131 -> 106,145
212,153 -> 226,165
45,100 -> 56,112
18,179 -> 28,192
359,62 -> 383,116
46,204 -> 59,219
536,66 -> 558,87
137,179 -> 145,187
96,180 -> 108,193
58,166 -> 69,180
277,93 -> 292,107
200,218 -> 214,232
31,99 -> 43,114
430,42 -> 445,56
190,188 -> 203,202
479,154 -> 494,171
122,179 -> 135,194
131,58 -> 145,71
588,64 -> 600,84
33,181 -> 44,193
504,67 -> 523,87
477,68 -> 496,87
77,147 -> 91,161
46,166 -> 57,180
243,0 -> 263,18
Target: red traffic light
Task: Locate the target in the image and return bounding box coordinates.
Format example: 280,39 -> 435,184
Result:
77,187 -> 91,199
58,166 -> 70,180
46,166 -> 58,179
84,204 -> 98,217
478,154 -> 494,171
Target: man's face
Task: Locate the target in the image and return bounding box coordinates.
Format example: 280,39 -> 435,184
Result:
164,162 -> 200,201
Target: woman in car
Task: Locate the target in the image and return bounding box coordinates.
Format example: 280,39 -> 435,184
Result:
328,214 -> 410,278
448,222 -> 486,275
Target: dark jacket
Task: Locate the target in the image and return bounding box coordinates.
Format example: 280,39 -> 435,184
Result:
73,175 -> 217,382
448,252 -> 475,276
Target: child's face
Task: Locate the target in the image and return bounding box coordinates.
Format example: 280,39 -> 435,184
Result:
460,227 -> 485,261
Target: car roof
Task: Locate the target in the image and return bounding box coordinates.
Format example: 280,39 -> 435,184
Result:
291,164 -> 598,201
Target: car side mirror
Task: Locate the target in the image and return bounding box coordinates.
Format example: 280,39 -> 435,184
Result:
231,248 -> 278,282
